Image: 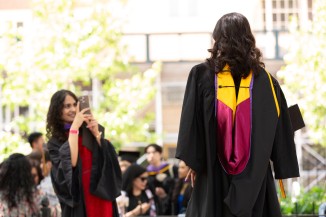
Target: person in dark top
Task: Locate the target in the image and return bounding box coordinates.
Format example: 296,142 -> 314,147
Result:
176,13 -> 300,217
46,89 -> 122,217
122,164 -> 155,216
171,160 -> 192,215
145,143 -> 178,215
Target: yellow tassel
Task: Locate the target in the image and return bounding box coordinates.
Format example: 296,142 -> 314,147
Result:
279,179 -> 286,198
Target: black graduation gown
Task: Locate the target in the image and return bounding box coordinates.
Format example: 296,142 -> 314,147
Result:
147,165 -> 178,215
47,125 -> 122,217
176,62 -> 300,217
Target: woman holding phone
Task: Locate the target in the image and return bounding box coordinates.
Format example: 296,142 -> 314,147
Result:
46,89 -> 122,217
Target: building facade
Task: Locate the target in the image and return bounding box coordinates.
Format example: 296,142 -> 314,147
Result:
0,0 -> 314,149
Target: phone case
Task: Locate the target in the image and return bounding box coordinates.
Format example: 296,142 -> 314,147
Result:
79,96 -> 91,114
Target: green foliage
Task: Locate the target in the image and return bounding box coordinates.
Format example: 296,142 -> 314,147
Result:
280,186 -> 326,214
0,131 -> 29,162
277,0 -> 326,146
0,0 -> 159,158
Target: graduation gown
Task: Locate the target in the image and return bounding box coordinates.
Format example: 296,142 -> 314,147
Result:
176,62 -> 300,217
48,125 -> 122,217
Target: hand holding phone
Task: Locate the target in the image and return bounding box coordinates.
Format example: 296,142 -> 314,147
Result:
78,95 -> 91,114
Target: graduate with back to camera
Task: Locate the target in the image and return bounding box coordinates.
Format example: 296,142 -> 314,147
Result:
176,12 -> 301,217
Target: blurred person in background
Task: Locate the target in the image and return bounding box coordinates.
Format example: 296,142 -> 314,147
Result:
29,159 -> 44,186
46,89 -> 122,217
171,160 -> 192,215
0,153 -> 41,216
119,150 -> 140,174
27,132 -> 45,164
122,164 -> 155,217
27,132 -> 50,180
38,149 -> 61,216
145,143 -> 177,215
176,12 -> 299,217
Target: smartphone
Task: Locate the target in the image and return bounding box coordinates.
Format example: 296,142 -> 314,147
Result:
78,95 -> 91,114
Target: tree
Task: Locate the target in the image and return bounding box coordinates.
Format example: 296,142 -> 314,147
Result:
277,0 -> 326,147
0,0 -> 159,160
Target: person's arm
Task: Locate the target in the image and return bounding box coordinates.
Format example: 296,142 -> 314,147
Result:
125,203 -> 150,217
271,85 -> 300,179
68,128 -> 79,167
175,65 -> 205,174
69,102 -> 91,167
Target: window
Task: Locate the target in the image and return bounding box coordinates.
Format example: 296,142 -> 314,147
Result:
262,0 -> 299,30
262,0 -> 313,29
16,22 -> 23,28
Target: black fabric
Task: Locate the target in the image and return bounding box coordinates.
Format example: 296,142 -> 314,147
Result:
232,73 -> 242,98
176,62 -> 300,217
47,125 -> 122,217
147,165 -> 177,215
119,151 -> 140,163
288,104 -> 305,132
81,123 -> 95,151
126,191 -> 150,215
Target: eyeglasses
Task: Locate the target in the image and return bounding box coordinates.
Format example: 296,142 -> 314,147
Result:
139,177 -> 148,182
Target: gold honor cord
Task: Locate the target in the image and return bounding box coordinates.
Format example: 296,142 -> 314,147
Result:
279,179 -> 286,198
148,165 -> 170,176
266,71 -> 286,199
42,151 -> 48,176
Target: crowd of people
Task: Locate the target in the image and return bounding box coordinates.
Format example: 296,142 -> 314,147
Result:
0,134 -> 190,217
0,133 -> 61,217
0,89 -> 191,217
117,144 -> 192,216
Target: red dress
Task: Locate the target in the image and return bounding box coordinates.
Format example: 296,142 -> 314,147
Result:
78,137 -> 113,217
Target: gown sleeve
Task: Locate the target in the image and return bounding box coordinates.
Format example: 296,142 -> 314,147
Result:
271,83 -> 300,179
176,65 -> 204,173
47,139 -> 80,207
90,136 -> 122,200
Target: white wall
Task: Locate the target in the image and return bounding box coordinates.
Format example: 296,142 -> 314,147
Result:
122,0 -> 263,33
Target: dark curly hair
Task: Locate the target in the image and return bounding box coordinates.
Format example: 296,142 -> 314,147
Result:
207,12 -> 264,77
0,153 -> 36,210
46,89 -> 78,142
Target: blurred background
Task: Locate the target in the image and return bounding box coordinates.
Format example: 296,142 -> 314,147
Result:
0,0 -> 325,215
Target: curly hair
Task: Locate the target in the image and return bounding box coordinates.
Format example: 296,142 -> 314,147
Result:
207,12 -> 264,77
0,153 -> 36,210
46,89 -> 78,142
